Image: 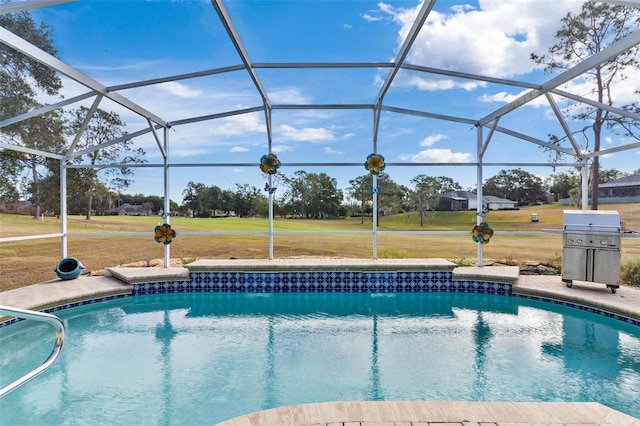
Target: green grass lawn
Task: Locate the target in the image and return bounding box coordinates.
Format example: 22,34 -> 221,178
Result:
0,203 -> 570,233
1,203 -> 639,291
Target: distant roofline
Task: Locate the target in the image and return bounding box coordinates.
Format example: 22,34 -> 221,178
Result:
599,174 -> 640,188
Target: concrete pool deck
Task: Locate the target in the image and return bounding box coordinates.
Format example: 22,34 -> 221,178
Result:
1,260 -> 639,425
1,260 -> 639,323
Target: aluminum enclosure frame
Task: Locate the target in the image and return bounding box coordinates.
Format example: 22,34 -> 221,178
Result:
1,0 -> 639,267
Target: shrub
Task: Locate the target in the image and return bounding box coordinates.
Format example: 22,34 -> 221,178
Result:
380,248 -> 412,258
620,258 -> 640,287
451,258 -> 474,267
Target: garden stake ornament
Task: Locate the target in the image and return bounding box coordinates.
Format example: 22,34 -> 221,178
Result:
472,222 -> 493,244
259,153 -> 281,175
154,223 -> 176,245
364,153 -> 386,175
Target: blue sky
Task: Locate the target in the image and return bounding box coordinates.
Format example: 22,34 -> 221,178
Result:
28,0 -> 640,203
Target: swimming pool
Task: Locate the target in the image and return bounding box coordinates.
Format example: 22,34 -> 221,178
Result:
1,292 -> 639,424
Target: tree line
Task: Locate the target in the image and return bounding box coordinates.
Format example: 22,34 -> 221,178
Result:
172,167 -> 634,220
182,170 -> 518,219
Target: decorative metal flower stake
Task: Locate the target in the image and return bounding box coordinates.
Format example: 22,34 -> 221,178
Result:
154,223 -> 176,245
365,153 -> 386,175
259,153 -> 281,175
472,222 -> 493,244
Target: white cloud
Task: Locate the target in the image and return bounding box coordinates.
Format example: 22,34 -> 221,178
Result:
378,2 -> 397,17
610,71 -> 640,105
362,12 -> 382,23
324,146 -> 344,155
480,91 -> 523,104
207,112 -> 265,137
420,133 -> 448,147
384,127 -> 415,138
270,87 -> 310,104
278,124 -> 335,142
379,0 -> 583,90
75,60 -> 164,72
406,74 -> 483,91
400,148 -> 474,163
271,144 -> 293,154
552,72 -> 640,110
479,88 -> 553,107
450,5 -> 474,14
230,146 -> 249,153
158,82 -> 202,98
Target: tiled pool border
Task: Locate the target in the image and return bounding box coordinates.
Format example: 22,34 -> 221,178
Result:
131,271 -> 510,295
1,270 -> 639,328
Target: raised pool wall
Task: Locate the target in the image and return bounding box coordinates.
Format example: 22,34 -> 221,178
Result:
115,258 -> 512,295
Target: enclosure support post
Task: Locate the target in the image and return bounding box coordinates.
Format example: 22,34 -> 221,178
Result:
581,158 -> 589,211
266,105 -> 274,260
372,174 -> 378,260
163,127 -> 171,268
268,174 -> 274,260
60,160 -> 68,258
476,125 -> 483,267
372,107 -> 379,260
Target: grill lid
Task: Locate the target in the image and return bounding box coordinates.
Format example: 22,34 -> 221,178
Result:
563,210 -> 620,233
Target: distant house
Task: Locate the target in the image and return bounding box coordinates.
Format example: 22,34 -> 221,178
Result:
110,203 -> 149,216
378,206 -> 393,216
598,174 -> 640,204
438,191 -> 518,211
213,209 -> 236,217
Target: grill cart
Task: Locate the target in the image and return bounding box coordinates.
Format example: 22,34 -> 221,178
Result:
562,210 -> 621,293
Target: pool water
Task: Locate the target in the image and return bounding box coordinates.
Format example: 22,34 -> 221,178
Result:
1,292 -> 639,424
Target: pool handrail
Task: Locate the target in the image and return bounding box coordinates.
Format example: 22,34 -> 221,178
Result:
0,305 -> 65,398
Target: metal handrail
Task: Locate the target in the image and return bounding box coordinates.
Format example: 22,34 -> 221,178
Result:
0,305 -> 65,397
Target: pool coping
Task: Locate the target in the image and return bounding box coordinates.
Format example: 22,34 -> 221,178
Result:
1,259 -> 639,424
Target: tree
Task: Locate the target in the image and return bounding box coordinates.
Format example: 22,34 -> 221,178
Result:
484,169 -> 546,205
0,149 -> 24,204
531,2 -> 639,210
411,175 -> 461,226
347,174 -> 370,223
67,107 -> 146,219
0,10 -> 61,120
375,174 -> 409,215
0,10 -> 66,216
17,114 -> 66,217
278,171 -> 343,218
301,172 -> 343,218
182,181 -> 206,217
232,183 -> 265,218
182,184 -> 224,217
599,168 -> 628,183
220,189 -> 236,216
281,171 -> 308,218
545,171 -> 578,201
347,172 -> 405,224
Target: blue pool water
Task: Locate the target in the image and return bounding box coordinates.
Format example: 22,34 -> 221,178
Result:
1,292 -> 639,425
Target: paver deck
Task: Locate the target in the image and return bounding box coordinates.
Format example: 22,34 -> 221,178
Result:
1,260 -> 639,425
216,400 -> 639,426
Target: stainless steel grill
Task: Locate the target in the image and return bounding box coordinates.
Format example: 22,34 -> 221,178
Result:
562,210 -> 621,293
